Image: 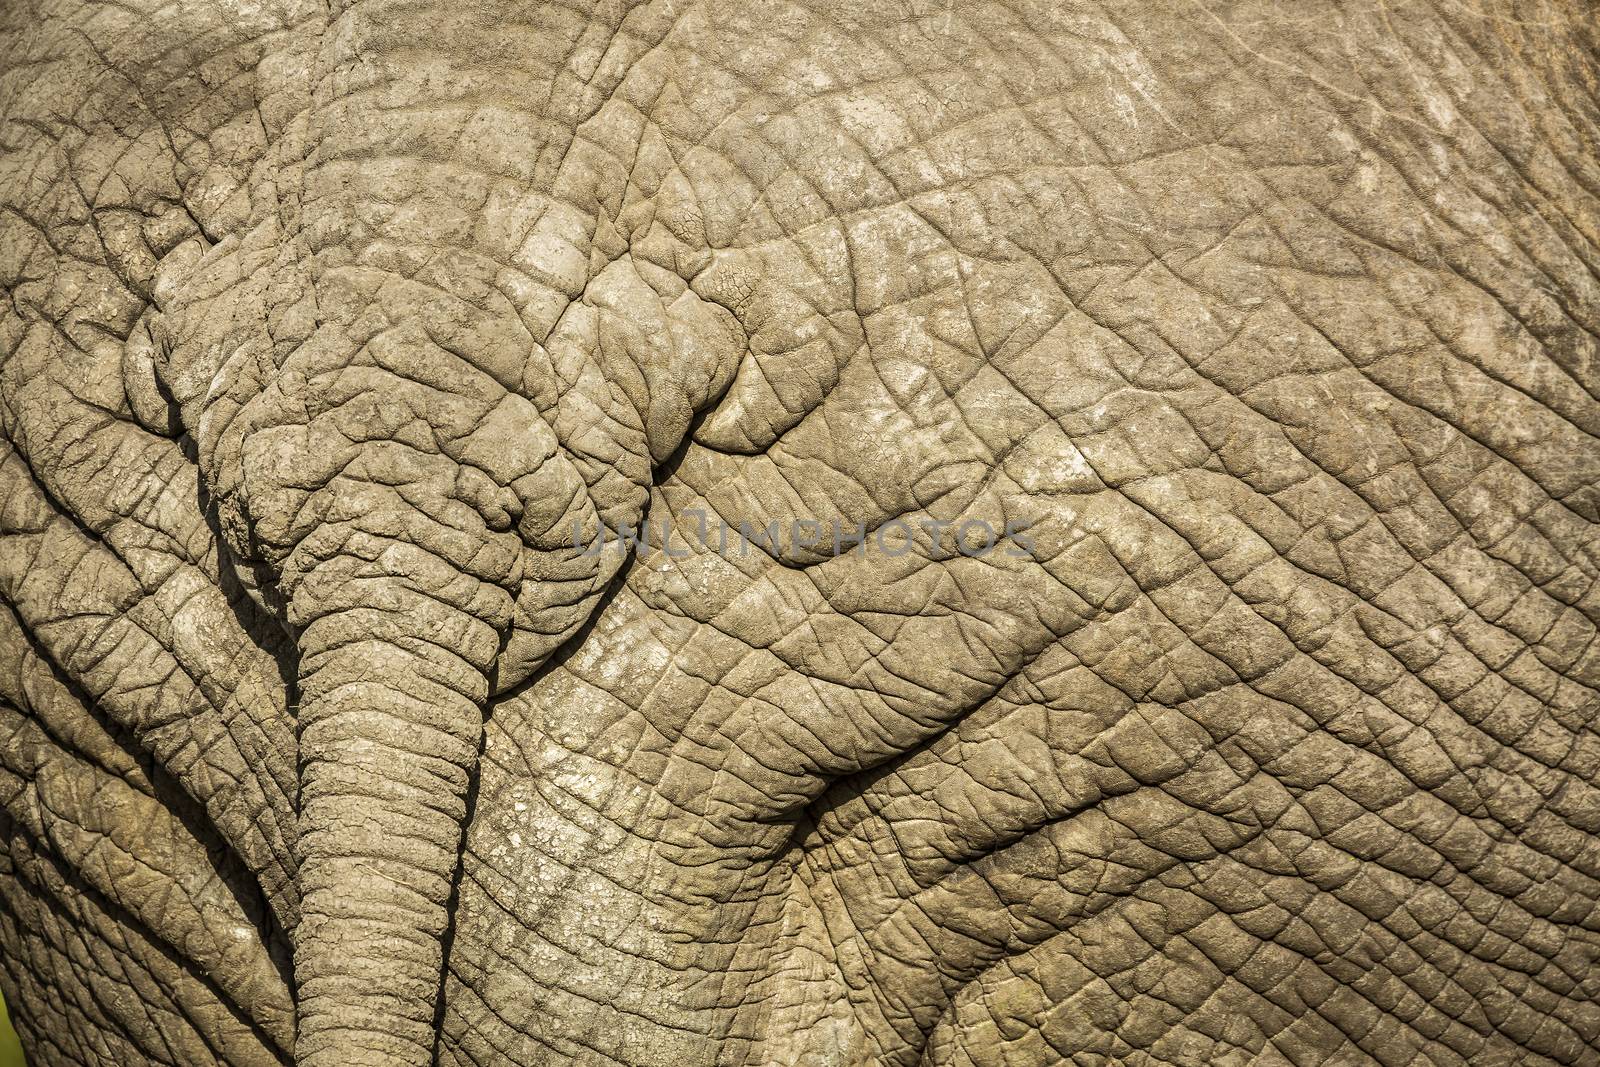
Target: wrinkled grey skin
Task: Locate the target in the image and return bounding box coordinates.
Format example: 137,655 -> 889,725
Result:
2,0 -> 1599,1064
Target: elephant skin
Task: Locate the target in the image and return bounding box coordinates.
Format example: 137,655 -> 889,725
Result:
1,0 -> 1599,1064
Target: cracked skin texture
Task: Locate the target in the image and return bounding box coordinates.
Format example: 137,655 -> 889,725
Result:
1,0 -> 1600,1065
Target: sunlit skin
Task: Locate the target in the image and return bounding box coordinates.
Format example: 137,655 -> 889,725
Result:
1,2 -> 1598,1065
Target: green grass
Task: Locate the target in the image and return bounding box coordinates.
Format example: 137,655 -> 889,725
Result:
0,988 -> 22,1066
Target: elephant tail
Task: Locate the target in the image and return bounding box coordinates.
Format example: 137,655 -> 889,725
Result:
208,384 -> 620,1065
287,542 -> 510,1067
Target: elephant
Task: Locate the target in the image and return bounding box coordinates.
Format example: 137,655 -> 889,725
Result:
1,0 -> 1598,1063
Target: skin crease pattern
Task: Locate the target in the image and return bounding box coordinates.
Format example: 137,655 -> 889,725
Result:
0,1 -> 1598,1065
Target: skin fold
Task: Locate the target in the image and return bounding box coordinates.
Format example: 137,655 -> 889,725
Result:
0,0 -> 1597,1064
